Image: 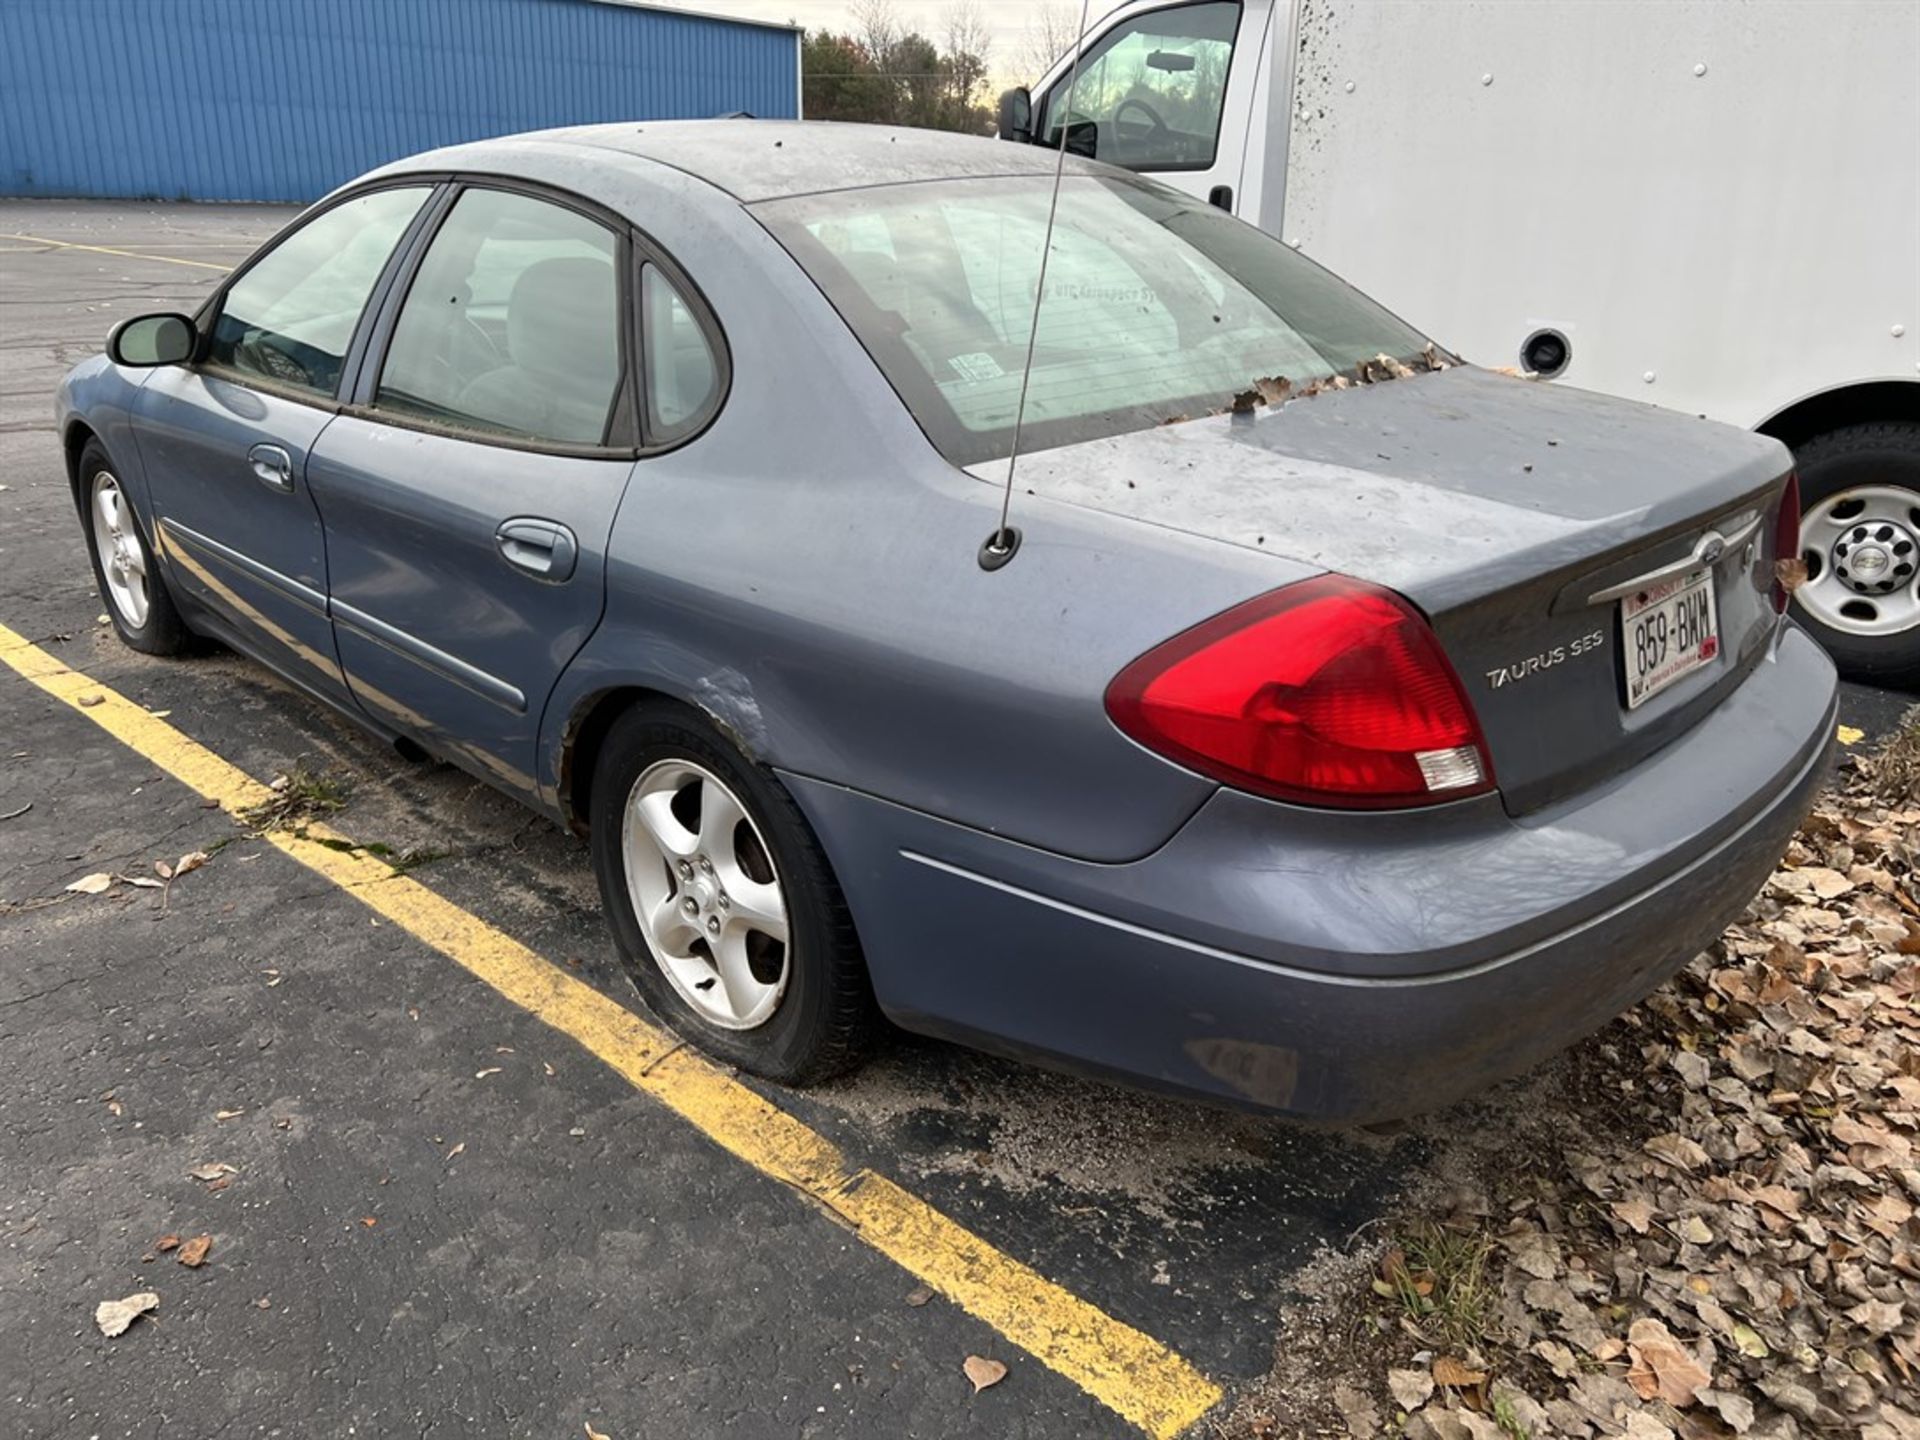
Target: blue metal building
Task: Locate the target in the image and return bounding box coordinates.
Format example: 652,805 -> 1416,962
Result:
0,0 -> 800,202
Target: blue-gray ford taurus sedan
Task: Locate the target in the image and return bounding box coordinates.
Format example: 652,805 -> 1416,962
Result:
56,122 -> 1836,1122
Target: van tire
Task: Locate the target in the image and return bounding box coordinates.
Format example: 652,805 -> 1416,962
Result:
1790,422 -> 1920,688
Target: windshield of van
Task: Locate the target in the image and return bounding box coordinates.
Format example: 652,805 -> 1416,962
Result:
753,175 -> 1432,466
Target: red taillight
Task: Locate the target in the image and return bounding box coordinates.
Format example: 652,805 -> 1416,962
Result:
1771,471 -> 1801,614
1105,576 -> 1496,809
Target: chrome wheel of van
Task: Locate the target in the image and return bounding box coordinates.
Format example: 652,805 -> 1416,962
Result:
90,471 -> 150,629
621,758 -> 790,1030
1798,484 -> 1920,637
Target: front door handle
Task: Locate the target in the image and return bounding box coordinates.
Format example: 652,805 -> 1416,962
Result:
248,443 -> 294,493
495,517 -> 578,583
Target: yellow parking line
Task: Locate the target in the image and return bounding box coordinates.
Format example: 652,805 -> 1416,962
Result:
0,232 -> 234,272
0,621 -> 1222,1439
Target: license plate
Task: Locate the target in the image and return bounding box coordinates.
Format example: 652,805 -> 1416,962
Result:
1621,569 -> 1719,709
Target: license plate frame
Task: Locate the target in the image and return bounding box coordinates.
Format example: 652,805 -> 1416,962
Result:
1621,569 -> 1720,710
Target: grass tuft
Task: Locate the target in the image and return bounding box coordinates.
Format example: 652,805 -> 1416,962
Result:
239,762 -> 349,831
1380,1221 -> 1495,1351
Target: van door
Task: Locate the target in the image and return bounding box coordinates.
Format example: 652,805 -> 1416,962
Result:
1030,0 -> 1270,212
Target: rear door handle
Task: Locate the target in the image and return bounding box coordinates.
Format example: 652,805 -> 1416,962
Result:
248,443 -> 294,493
495,517 -> 578,583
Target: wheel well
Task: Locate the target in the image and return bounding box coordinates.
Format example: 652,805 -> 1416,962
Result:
559,684 -> 683,837
62,420 -> 98,497
1757,380 -> 1920,452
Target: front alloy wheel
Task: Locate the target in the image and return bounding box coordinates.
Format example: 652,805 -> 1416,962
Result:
91,470 -> 151,629
75,437 -> 191,656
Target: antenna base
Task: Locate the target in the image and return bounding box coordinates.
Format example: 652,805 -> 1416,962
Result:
978,527 -> 1022,571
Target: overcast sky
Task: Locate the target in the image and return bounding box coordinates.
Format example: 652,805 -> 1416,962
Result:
649,0 -> 1100,84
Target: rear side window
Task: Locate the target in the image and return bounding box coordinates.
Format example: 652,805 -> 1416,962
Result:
376,188 -> 622,447
207,186 -> 429,400
640,264 -> 719,439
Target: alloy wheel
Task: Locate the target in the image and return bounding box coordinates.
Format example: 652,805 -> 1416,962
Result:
90,470 -> 150,629
620,758 -> 790,1030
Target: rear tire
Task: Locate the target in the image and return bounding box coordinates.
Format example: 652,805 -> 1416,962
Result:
588,700 -> 879,1084
75,438 -> 191,656
1791,421 -> 1920,688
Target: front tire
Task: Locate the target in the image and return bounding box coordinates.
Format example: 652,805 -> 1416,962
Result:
1792,421 -> 1920,687
76,438 -> 191,656
588,701 -> 878,1084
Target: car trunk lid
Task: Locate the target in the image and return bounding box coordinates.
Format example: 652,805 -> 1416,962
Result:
973,366 -> 1795,815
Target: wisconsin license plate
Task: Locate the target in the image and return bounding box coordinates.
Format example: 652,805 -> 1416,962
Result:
1621,569 -> 1719,709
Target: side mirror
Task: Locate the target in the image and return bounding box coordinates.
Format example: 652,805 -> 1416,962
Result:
108,312 -> 196,367
997,86 -> 1033,142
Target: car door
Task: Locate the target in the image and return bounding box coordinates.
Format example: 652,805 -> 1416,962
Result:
306,182 -> 721,801
131,184 -> 438,700
1032,0 -> 1261,211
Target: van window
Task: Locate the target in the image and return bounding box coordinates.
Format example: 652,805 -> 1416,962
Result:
1041,1 -> 1241,171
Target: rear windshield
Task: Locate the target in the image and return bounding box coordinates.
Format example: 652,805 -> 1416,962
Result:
754,175 -> 1431,466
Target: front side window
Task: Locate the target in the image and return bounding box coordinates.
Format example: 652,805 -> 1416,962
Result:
757,175 -> 1430,466
377,188 -> 622,447
207,186 -> 429,399
1041,1 -> 1240,170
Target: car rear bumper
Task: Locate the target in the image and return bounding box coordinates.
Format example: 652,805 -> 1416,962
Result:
785,625 -> 1837,1122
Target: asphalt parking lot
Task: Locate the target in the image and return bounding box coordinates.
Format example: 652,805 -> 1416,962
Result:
1,200 -> 1913,1440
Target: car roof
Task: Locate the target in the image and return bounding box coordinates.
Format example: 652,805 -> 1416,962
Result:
473,120 -> 1116,203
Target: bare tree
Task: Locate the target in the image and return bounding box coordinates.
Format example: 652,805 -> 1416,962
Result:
850,0 -> 902,75
940,1 -> 993,123
1017,2 -> 1086,86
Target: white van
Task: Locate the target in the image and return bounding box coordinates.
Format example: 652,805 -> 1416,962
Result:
999,0 -> 1920,682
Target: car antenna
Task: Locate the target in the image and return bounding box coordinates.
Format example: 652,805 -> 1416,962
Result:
979,0 -> 1093,573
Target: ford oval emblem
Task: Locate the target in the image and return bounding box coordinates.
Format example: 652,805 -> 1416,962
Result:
1699,534 -> 1725,564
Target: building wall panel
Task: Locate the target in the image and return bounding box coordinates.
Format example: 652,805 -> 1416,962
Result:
0,0 -> 799,201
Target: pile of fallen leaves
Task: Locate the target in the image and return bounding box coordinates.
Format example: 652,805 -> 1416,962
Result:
1304,733 -> 1920,1440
